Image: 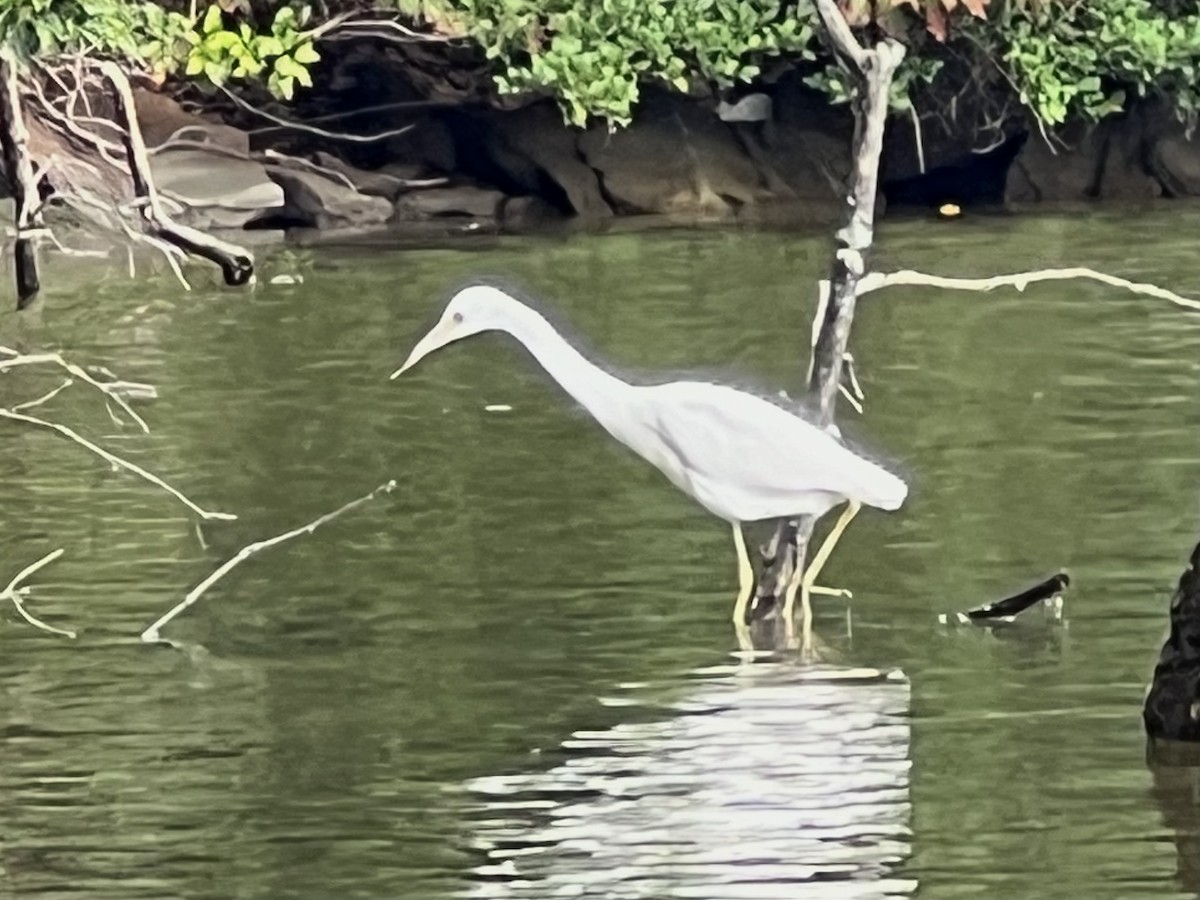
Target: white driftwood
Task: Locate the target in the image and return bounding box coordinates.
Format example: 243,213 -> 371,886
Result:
855,267 -> 1200,311
141,480 -> 397,643
1,549 -> 75,638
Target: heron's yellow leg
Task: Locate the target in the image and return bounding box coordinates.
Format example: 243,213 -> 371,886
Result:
801,500 -> 862,597
731,523 -> 754,626
781,500 -> 863,654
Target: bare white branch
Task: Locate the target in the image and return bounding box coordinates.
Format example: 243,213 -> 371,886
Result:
0,408 -> 236,521
14,378 -> 73,411
0,347 -> 151,432
140,480 -> 398,643
857,267 -> 1200,312
1,549 -> 76,638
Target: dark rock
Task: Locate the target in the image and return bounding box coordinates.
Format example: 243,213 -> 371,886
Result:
265,166 -> 393,228
752,76 -> 852,201
578,91 -> 764,216
151,149 -> 283,229
133,90 -> 249,154
395,184 -> 505,219
1143,103 -> 1200,197
1005,124 -> 1103,202
1096,113 -> 1162,200
383,115 -> 458,175
500,195 -> 562,229
312,151 -> 409,200
1145,539 -> 1200,743
466,103 -> 611,219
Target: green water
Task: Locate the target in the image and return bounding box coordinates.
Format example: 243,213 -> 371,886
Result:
1,206 -> 1199,899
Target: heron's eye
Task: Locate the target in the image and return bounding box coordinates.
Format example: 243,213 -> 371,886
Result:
452,312 -> 464,324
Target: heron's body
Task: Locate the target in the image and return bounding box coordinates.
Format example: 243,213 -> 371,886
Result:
393,285 -> 908,648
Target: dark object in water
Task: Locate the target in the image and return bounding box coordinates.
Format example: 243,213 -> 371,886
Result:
939,572 -> 1070,626
1144,540 -> 1200,742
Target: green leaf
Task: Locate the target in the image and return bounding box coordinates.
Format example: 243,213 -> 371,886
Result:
292,41 -> 320,64
274,54 -> 304,79
202,4 -> 223,35
255,35 -> 285,57
204,59 -> 230,83
185,52 -> 205,76
205,30 -> 240,52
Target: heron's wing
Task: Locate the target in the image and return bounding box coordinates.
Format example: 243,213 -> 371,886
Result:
647,382 -> 903,519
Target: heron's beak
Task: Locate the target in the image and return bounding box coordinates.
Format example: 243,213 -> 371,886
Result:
390,321 -> 454,379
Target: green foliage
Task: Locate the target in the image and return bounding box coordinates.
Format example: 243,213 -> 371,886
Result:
182,4 -> 321,100
975,0 -> 1200,127
0,0 -> 191,72
0,1 -> 320,101
435,0 -> 819,127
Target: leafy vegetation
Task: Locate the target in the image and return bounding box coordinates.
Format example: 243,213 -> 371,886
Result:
2,0 -> 1200,133
0,0 -> 318,100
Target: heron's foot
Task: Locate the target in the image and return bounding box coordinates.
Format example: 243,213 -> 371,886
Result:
808,584 -> 853,600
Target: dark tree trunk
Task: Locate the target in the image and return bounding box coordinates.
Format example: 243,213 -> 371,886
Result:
750,2 -> 904,625
0,50 -> 43,309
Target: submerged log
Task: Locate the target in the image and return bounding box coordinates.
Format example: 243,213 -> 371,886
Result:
1144,538 -> 1200,742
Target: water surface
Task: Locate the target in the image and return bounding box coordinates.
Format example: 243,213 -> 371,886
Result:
2,206 -> 1199,899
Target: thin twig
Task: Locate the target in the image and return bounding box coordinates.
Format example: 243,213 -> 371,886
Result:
1,549 -> 75,638
857,267 -> 1200,312
140,480 -> 397,643
13,378 -> 73,411
219,85 -> 416,143
0,347 -> 152,432
0,408 -> 235,520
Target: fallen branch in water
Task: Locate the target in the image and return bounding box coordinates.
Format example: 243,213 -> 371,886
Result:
102,63 -> 254,288
12,377 -> 72,411
0,345 -> 154,432
1,548 -> 75,638
855,267 -> 1200,312
140,480 -> 397,643
0,408 -> 235,521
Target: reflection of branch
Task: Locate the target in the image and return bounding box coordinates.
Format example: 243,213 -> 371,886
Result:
0,346 -> 154,432
1,549 -> 76,638
141,480 -> 397,643
0,408 -> 236,521
856,267 -> 1200,312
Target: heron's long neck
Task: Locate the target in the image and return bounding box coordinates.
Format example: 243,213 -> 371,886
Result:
502,310 -> 632,427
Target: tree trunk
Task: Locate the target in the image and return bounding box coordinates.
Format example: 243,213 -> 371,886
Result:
750,2 -> 905,623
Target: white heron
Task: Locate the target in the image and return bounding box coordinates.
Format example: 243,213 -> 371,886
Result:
392,285 -> 907,647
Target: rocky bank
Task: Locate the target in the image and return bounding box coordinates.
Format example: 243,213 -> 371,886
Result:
130,72 -> 1200,236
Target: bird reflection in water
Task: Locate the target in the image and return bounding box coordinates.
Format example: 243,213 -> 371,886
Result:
460,664 -> 914,899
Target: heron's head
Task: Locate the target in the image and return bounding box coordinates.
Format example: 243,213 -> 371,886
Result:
390,285 -> 513,379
